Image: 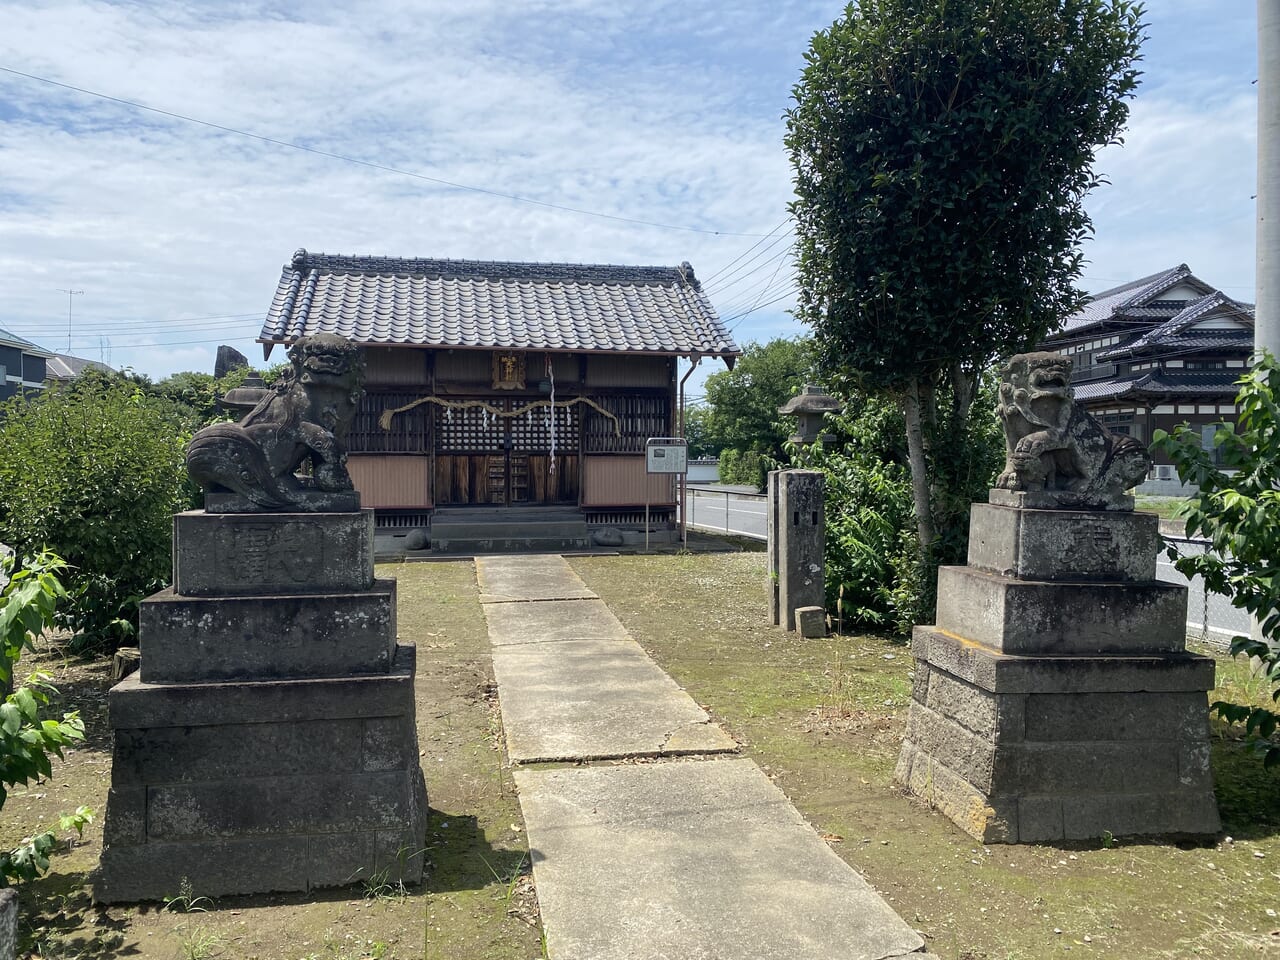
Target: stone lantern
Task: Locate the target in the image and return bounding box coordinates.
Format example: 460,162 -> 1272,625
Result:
777,385 -> 841,444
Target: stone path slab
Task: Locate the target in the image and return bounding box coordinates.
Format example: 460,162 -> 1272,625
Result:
515,758 -> 928,960
491,638 -> 737,762
476,555 -> 597,603
483,598 -> 629,645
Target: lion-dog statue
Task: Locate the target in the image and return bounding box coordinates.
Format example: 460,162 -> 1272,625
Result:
994,352 -> 1150,508
187,333 -> 365,509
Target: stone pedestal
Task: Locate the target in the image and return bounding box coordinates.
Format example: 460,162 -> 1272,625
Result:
95,509 -> 426,902
767,470 -> 825,631
895,500 -> 1221,843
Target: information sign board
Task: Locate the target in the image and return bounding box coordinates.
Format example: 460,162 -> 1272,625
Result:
645,437 -> 688,474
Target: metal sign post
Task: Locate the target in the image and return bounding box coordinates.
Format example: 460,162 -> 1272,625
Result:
645,438 -> 688,553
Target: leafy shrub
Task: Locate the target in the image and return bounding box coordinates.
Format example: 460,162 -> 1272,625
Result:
0,551 -> 91,887
789,379 -> 1003,635
150,367 -> 250,432
1,807 -> 94,885
0,373 -> 189,652
789,396 -> 915,632
718,448 -> 769,489
1153,355 -> 1280,768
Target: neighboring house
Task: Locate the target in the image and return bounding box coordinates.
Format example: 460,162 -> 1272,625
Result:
1040,264 -> 1254,484
43,352 -> 114,383
257,250 -> 740,530
0,326 -> 53,402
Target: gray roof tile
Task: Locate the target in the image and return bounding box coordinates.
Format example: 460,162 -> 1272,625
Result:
259,250 -> 740,358
1099,292 -> 1254,358
1058,264 -> 1205,335
45,353 -> 114,379
1073,372 -> 1241,403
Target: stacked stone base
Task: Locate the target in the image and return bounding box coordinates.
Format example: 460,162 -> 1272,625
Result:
897,629 -> 1219,842
897,500 -> 1220,844
95,509 -> 427,902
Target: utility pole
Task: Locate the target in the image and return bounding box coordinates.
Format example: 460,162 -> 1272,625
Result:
1257,2 -> 1278,648
1258,0 -> 1280,360
56,293 -> 82,358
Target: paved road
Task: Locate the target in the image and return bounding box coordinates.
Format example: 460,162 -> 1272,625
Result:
1158,538 -> 1252,644
684,486 -> 767,539
682,489 -> 1250,643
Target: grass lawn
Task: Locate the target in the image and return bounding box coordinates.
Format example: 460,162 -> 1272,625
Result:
1134,495 -> 1191,521
5,551 -> 1279,959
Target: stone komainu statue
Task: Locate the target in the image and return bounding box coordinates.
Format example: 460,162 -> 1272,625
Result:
187,333 -> 365,509
994,351 -> 1151,509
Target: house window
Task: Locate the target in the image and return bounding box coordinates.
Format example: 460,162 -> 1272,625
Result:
1101,413 -> 1134,436
1200,423 -> 1231,465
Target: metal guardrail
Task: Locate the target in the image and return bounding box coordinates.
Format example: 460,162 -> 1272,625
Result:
1159,535 -> 1253,646
681,493 -> 1251,643
683,487 -> 768,540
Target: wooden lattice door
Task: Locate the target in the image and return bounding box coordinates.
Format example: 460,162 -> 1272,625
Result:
434,400 -> 580,505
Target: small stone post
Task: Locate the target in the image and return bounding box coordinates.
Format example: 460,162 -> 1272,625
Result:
768,386 -> 837,635
767,469 -> 825,632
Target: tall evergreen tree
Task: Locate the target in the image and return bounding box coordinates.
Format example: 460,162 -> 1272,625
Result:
785,0 -> 1144,554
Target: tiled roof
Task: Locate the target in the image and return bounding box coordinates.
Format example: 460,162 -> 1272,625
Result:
1059,264 -> 1193,334
1099,292 -> 1254,359
1074,372 -> 1241,403
1073,375 -> 1152,401
258,250 -> 740,358
1153,332 -> 1254,352
45,354 -> 114,379
0,326 -> 54,356
1052,263 -> 1253,338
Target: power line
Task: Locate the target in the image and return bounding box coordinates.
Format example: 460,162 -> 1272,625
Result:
700,216 -> 793,285
724,285 -> 800,331
712,259 -> 797,316
741,249 -> 790,317
0,65 -> 769,239
712,247 -> 797,306
5,310 -> 263,331
65,334 -> 262,350
702,230 -> 795,296
705,246 -> 796,305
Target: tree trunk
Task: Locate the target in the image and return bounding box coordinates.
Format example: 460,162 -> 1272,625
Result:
901,379 -> 936,552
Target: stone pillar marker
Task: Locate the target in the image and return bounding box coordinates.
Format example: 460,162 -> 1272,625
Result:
767,470 -> 826,633
896,352 -> 1220,843
769,386 -> 838,634
95,335 -> 427,901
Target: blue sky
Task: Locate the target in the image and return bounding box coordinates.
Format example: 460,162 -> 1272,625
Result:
0,0 -> 1258,400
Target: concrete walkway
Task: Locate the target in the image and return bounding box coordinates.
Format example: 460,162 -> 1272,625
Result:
475,554 -> 933,960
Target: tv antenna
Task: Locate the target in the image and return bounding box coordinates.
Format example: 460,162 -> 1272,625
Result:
56,288 -> 83,353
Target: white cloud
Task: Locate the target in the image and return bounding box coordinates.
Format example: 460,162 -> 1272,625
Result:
0,0 -> 1259,385
1085,93 -> 1256,298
